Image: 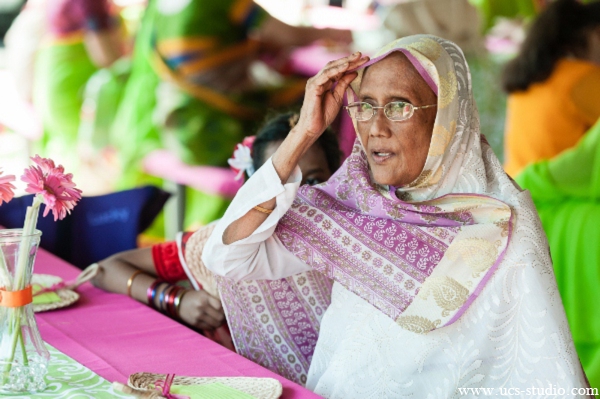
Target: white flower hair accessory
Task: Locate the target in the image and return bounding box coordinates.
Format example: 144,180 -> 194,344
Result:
227,136 -> 256,181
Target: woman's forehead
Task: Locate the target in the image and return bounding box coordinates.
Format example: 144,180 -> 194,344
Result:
358,52 -> 434,101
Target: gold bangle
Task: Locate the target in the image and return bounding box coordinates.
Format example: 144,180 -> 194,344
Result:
174,289 -> 188,318
126,270 -> 145,298
253,205 -> 274,215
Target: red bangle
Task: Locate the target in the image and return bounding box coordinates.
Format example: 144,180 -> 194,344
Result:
166,286 -> 182,317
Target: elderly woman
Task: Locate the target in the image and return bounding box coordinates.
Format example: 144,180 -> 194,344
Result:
199,35 -> 589,397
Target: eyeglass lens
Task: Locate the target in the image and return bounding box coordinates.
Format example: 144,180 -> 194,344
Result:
347,102 -> 414,121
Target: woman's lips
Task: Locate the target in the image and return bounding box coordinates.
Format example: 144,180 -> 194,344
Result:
371,150 -> 394,164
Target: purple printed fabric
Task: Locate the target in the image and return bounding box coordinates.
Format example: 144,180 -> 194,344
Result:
276,144 -> 467,322
217,272 -> 332,385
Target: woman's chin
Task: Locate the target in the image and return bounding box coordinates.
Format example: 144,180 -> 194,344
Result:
371,172 -> 406,188
367,161 -> 415,187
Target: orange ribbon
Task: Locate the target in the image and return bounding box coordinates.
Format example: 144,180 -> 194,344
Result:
0,285 -> 33,307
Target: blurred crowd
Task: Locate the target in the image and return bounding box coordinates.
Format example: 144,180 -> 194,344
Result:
2,0 -> 600,391
0,0 -> 495,233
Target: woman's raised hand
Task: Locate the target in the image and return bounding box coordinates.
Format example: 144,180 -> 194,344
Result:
223,53 -> 369,246
294,52 -> 370,140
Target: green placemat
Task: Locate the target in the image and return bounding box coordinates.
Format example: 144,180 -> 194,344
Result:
5,343 -> 134,398
170,382 -> 257,399
32,285 -> 62,305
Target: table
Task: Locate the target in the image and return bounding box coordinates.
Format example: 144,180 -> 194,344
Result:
34,248 -> 321,398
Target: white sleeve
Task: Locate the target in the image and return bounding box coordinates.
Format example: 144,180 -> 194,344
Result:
201,158 -> 312,281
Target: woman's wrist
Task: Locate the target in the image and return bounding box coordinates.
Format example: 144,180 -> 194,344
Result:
272,127 -> 317,183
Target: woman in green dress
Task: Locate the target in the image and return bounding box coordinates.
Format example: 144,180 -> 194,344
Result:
110,0 -> 351,234
33,0 -> 123,173
516,119 -> 600,390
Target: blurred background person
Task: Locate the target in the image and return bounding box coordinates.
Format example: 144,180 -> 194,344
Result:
505,0 -> 600,390
110,0 -> 352,238
515,118 -> 600,392
503,0 -> 600,177
32,0 -> 125,176
4,0 -> 44,104
376,0 -> 483,53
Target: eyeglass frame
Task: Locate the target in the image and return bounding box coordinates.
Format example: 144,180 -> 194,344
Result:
344,101 -> 437,122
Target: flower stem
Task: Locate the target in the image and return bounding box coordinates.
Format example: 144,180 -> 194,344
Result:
0,250 -> 11,290
2,195 -> 42,385
14,197 -> 41,290
2,316 -> 19,384
18,321 -> 28,367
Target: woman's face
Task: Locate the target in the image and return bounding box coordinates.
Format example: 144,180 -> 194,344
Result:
263,141 -> 332,186
357,52 -> 437,187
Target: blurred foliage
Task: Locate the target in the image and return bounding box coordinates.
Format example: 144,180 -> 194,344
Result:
468,0 -> 537,31
467,53 -> 507,162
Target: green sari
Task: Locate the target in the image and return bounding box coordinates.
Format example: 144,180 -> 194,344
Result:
515,118 -> 600,390
34,38 -> 97,172
111,0 -> 302,233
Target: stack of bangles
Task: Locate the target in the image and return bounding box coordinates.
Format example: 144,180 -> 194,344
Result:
146,281 -> 188,319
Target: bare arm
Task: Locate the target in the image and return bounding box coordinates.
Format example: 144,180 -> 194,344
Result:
222,52 -> 369,245
92,248 -> 224,330
255,15 -> 352,49
84,28 -> 123,68
91,248 -> 156,299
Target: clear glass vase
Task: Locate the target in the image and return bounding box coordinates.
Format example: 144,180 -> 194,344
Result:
0,229 -> 50,394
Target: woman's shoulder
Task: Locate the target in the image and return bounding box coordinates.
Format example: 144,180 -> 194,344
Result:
570,61 -> 600,125
551,58 -> 600,84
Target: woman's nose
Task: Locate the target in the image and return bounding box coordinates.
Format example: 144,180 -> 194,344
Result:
368,110 -> 392,138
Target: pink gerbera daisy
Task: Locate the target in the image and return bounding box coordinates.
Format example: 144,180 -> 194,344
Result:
0,169 -> 16,205
21,155 -> 82,221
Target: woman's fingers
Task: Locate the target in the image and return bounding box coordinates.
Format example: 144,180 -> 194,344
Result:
206,294 -> 222,310
312,62 -> 350,86
323,51 -> 362,70
331,71 -> 359,102
310,55 -> 370,91
196,313 -> 223,329
348,55 -> 370,70
196,321 -> 216,331
322,54 -> 369,79
203,305 -> 225,325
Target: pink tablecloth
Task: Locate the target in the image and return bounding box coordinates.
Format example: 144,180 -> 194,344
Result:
34,249 -> 321,398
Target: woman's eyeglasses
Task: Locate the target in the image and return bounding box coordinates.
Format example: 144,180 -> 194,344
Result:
344,101 -> 437,122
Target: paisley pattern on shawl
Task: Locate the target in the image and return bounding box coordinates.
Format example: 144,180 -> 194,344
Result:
183,223 -> 332,385
217,272 -> 332,385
